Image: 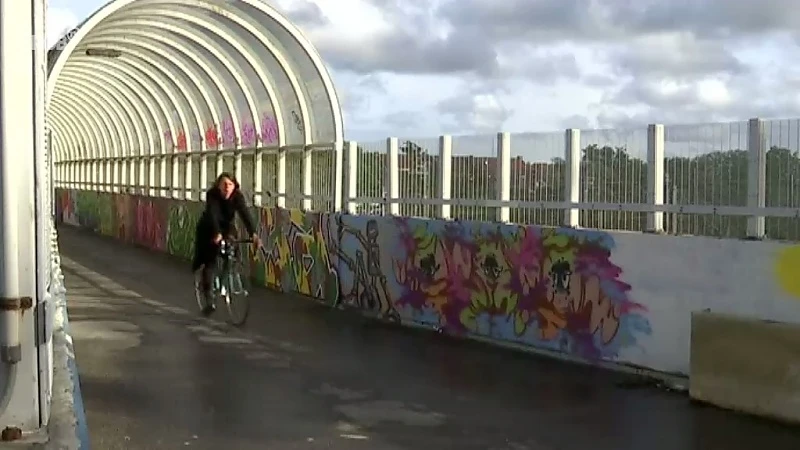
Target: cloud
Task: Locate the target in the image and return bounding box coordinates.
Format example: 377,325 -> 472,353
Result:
310,0 -> 800,137
47,6 -> 79,47
45,0 -> 800,149
609,32 -> 746,78
436,82 -> 513,134
437,0 -> 800,44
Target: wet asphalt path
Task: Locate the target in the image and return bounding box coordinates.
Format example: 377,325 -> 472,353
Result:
59,225 -> 800,449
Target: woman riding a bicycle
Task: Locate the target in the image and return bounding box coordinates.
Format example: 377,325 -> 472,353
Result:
192,172 -> 260,315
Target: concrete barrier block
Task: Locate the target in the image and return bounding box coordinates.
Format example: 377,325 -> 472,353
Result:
690,311 -> 800,423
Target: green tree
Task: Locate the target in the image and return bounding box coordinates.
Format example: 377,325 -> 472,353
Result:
282,140 -> 800,241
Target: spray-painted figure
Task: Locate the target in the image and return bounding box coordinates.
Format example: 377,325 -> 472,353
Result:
550,258 -> 572,295
336,218 -> 399,321
481,254 -> 504,281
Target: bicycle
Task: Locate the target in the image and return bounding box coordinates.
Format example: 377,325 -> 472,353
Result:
194,237 -> 256,326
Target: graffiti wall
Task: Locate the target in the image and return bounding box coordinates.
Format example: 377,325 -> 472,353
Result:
54,189 -> 800,376
251,206 -> 339,302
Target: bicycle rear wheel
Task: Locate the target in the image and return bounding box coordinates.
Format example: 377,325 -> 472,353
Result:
223,250 -> 251,326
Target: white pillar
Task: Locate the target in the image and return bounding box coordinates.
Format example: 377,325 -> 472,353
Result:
199,151 -> 208,201
171,154 -> 180,199
0,0 -> 46,430
301,146 -> 312,210
386,137 -> 399,215
233,149 -> 242,189
87,161 -> 93,190
276,147 -> 286,208
184,154 -> 193,200
121,159 -> 128,193
112,158 -> 120,193
332,140 -> 344,211
437,135 -> 452,219
99,159 -> 106,192
32,0 -> 51,423
345,141 -> 358,214
564,129 -> 581,227
158,155 -> 167,197
97,159 -> 104,191
138,152 -> 146,196
127,157 -> 135,193
253,148 -> 263,206
496,132 -> 511,222
148,147 -> 156,197
90,160 -> 97,191
647,124 -> 665,232
747,117 -> 766,238
105,159 -> 112,192
215,151 -> 224,180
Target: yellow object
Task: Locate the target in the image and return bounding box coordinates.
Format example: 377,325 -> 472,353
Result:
775,246 -> 800,298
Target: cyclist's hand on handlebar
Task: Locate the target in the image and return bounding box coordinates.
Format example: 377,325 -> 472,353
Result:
251,233 -> 261,247
213,233 -> 223,244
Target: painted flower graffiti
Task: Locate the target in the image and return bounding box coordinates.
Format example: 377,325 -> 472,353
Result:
393,221 -> 476,328
391,220 -> 650,360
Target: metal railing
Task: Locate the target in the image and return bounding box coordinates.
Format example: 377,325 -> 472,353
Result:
53,117 -> 800,241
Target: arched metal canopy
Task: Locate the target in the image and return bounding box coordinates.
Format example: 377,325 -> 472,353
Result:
47,0 -> 343,164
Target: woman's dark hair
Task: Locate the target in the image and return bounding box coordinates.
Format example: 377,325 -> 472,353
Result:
215,172 -> 240,191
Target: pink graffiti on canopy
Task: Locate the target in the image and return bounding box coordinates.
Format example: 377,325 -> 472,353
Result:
176,131 -> 187,152
260,113 -> 278,144
205,124 -> 219,149
163,130 -> 174,150
221,118 -> 237,147
240,120 -> 257,147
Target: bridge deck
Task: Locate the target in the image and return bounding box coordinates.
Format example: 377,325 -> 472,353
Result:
59,226 -> 800,449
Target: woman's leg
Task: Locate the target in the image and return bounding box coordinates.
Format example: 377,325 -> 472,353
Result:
193,220 -> 218,313
200,252 -> 215,293
191,221 -> 207,272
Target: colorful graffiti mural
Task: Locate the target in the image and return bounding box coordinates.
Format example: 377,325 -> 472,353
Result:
133,197 -> 167,251
55,189 -> 651,363
167,203 -> 201,260
386,218 -> 650,359
253,207 -> 339,302
334,216 -> 397,319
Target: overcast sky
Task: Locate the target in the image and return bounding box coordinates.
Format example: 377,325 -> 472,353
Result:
47,0 -> 800,157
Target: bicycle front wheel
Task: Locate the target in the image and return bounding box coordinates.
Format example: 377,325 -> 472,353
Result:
194,270 -> 214,314
223,257 -> 251,326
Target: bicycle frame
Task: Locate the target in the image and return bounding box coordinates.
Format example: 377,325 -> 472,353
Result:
214,238 -> 250,296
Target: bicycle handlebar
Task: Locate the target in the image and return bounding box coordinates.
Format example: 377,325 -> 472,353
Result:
222,238 -> 254,244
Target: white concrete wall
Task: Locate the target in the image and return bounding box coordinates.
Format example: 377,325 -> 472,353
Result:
610,232 -> 800,375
